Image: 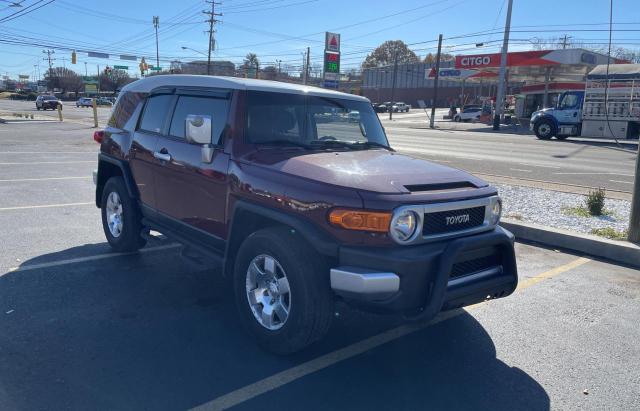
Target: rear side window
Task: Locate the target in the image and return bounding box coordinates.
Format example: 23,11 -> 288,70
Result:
108,91 -> 145,129
138,94 -> 174,134
169,96 -> 229,144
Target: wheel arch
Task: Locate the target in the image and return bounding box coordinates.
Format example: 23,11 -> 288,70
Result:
223,200 -> 339,277
96,154 -> 138,207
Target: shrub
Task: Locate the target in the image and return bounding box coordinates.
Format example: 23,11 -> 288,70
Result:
586,188 -> 606,216
590,227 -> 628,241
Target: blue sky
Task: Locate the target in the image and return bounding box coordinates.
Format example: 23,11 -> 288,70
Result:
1,0 -> 639,79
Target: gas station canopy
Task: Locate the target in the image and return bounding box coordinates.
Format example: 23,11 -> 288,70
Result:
453,48 -> 626,83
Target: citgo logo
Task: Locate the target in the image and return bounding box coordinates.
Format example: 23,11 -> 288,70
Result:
460,56 -> 492,67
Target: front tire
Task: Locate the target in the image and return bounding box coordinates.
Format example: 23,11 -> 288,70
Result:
534,119 -> 555,140
233,227 -> 333,355
100,176 -> 146,252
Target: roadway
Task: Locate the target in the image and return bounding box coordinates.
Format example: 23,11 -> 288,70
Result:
0,120 -> 639,410
382,110 -> 638,198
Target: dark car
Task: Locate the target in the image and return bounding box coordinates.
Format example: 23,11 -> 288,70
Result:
35,95 -> 62,110
93,75 -> 517,354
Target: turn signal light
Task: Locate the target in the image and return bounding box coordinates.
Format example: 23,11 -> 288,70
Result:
329,209 -> 391,232
93,130 -> 104,144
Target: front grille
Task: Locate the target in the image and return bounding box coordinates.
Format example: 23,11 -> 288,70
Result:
451,254 -> 501,279
423,206 -> 485,235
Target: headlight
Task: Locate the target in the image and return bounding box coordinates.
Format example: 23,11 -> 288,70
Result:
390,210 -> 418,242
489,197 -> 502,225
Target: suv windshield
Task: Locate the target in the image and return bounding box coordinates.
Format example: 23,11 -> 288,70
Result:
246,91 -> 389,149
43,96 -> 57,100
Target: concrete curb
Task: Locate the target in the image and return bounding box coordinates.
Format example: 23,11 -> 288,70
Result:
501,218 -> 640,269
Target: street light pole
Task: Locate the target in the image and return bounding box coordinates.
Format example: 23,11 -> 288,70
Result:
430,34 -> 443,129
493,0 -> 513,130
153,16 -> 160,69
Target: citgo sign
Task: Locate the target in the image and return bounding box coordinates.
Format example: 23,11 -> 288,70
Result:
458,55 -> 492,67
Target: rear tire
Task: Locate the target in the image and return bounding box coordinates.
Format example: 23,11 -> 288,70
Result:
534,119 -> 555,140
233,226 -> 333,355
100,176 -> 147,252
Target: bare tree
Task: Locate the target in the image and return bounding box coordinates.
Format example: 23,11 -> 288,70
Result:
45,67 -> 83,94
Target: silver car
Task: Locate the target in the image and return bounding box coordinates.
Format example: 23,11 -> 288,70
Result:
76,97 -> 93,108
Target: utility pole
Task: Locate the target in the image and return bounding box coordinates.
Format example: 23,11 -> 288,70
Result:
43,49 -> 54,72
493,0 -> 513,131
97,65 -> 100,94
630,149 -> 640,242
561,34 -> 571,49
153,16 -> 160,70
204,1 -> 222,76
302,50 -> 308,84
388,48 -> 398,121
305,46 -> 310,85
430,34 -> 443,129
84,62 -> 88,76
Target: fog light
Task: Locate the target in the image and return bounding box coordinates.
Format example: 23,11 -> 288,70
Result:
391,210 -> 418,242
490,197 -> 502,225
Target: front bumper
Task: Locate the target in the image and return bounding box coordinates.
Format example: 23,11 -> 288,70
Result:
330,226 -> 517,318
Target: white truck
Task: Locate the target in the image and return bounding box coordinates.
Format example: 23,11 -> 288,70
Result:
530,64 -> 640,140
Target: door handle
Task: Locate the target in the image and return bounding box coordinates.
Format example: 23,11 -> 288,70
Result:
153,151 -> 171,162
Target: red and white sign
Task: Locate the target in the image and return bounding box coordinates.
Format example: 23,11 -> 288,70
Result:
325,32 -> 340,52
455,49 -> 627,70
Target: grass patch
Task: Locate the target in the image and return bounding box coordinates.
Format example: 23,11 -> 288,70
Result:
563,206 -> 614,218
590,227 -> 628,241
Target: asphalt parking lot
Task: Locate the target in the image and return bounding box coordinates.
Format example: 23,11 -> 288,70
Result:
1,121 -> 639,411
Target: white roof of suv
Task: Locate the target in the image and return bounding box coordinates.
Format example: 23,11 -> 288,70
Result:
121,75 -> 369,102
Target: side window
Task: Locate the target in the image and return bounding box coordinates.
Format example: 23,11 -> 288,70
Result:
138,94 -> 174,134
246,91 -> 305,143
169,95 -> 230,144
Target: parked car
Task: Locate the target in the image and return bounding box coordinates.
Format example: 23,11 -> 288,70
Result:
96,97 -> 113,106
35,95 -> 62,110
93,76 -> 517,354
372,103 -> 387,113
392,102 -> 410,113
76,97 -> 93,108
453,107 -> 482,122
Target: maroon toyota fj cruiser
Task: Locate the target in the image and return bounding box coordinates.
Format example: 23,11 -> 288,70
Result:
94,75 -> 517,354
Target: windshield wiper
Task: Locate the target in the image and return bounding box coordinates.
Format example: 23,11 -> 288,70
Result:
348,141 -> 394,151
308,140 -> 355,149
256,139 -> 312,149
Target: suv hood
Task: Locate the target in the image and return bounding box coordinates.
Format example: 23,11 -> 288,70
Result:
247,149 -> 487,194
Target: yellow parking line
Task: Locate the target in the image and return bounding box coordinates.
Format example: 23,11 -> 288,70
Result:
0,202 -> 93,211
192,256 -> 591,411
516,257 -> 591,291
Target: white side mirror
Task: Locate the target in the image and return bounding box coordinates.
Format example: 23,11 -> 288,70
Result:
185,114 -> 212,145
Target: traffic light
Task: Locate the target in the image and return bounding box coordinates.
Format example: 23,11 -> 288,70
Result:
71,51 -> 77,64
139,57 -> 147,75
